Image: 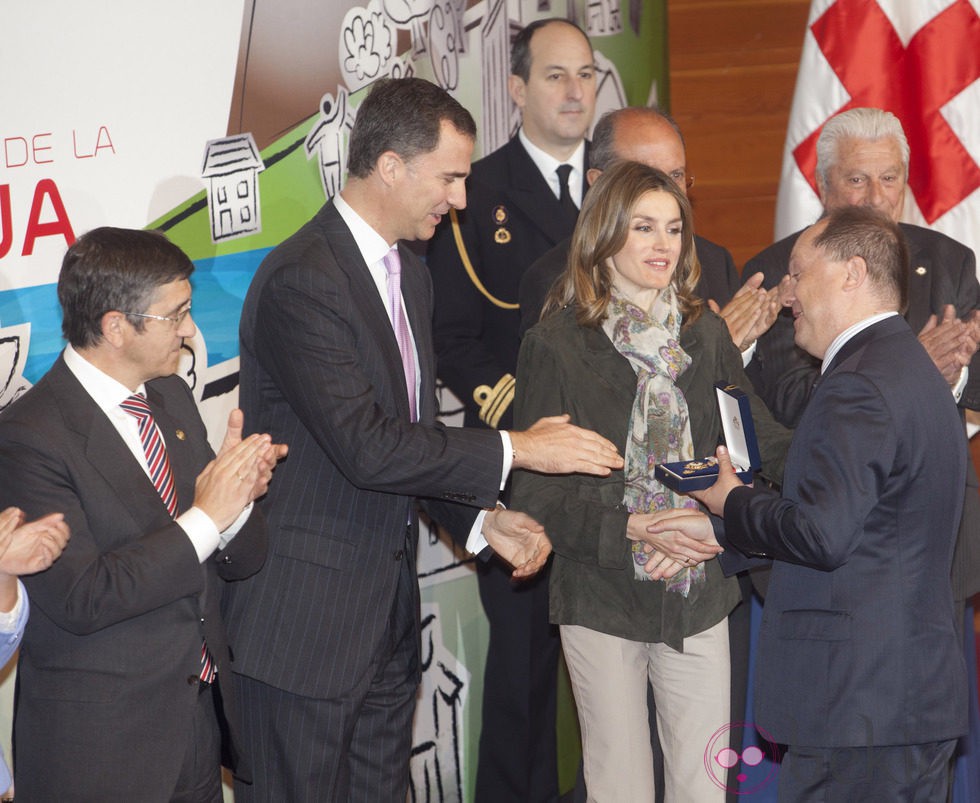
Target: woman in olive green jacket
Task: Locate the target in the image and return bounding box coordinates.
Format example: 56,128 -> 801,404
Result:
511,162 -> 789,803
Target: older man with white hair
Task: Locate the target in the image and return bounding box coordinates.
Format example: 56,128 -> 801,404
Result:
743,107 -> 980,605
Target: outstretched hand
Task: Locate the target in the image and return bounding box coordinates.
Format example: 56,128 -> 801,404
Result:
689,445 -> 747,517
509,414 -> 624,477
482,508 -> 552,579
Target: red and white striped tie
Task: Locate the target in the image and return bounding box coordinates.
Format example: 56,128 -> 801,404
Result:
120,393 -> 216,684
120,394 -> 178,516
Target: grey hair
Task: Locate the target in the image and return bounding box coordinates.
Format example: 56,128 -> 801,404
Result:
815,108 -> 910,185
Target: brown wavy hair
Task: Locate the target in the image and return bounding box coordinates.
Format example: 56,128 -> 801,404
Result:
543,161 -> 703,328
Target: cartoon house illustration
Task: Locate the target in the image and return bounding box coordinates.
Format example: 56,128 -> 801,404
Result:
201,133 -> 265,242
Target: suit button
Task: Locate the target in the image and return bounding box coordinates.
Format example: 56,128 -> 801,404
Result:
394,550 -> 404,561
187,675 -> 199,686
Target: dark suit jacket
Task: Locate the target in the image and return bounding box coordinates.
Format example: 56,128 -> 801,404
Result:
721,316 -> 968,747
223,201 -> 504,701
744,223 -> 980,600
427,135 -> 588,430
511,307 -> 790,648
0,356 -> 266,801
518,233 -> 741,337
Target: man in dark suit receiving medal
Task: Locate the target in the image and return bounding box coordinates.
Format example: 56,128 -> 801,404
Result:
640,206 -> 969,801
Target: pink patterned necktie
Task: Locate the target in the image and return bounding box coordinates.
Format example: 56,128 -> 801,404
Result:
382,247 -> 418,422
120,393 -> 216,684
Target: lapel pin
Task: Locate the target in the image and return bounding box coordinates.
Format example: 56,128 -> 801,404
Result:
494,228 -> 511,244
492,205 -> 509,225
915,266 -> 927,276
175,429 -> 186,441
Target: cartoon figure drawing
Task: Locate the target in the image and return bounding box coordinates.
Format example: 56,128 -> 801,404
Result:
410,605 -> 470,802
340,0 -> 397,91
585,0 -> 622,36
305,87 -> 356,201
0,323 -> 32,410
201,133 -> 265,243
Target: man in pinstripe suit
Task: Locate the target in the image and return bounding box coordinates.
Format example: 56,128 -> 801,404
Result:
223,77 -> 623,802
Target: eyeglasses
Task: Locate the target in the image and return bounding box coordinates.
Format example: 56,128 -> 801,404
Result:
121,305 -> 192,327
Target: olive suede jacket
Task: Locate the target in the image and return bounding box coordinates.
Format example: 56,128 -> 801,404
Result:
511,306 -> 790,649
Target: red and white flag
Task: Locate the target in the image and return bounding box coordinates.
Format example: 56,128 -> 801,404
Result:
775,0 -> 980,270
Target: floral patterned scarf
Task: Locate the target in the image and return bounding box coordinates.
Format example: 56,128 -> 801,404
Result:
602,286 -> 704,596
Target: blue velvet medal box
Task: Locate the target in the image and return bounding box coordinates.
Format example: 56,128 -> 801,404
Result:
654,382 -> 762,493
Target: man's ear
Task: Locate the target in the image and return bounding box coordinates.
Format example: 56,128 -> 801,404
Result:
100,310 -> 127,348
508,74 -> 526,109
586,167 -> 602,187
376,150 -> 403,188
815,173 -> 828,207
842,255 -> 869,291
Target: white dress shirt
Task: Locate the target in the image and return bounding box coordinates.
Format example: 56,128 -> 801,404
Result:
333,194 -> 512,554
63,345 -> 249,562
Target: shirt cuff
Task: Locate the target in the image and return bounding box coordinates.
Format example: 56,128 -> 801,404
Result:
498,430 -> 514,489
466,509 -> 491,555
218,502 -> 253,550
0,581 -> 24,632
952,366 -> 968,403
177,506 -> 222,563
741,340 -> 757,368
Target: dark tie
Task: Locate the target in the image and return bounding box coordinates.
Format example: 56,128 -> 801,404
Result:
382,247 -> 418,422
556,163 -> 579,229
120,393 -> 216,684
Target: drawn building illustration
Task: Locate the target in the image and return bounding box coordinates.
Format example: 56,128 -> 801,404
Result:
201,133 -> 265,243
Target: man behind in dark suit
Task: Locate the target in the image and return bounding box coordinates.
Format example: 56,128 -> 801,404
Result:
0,228 -> 283,801
642,207 -> 969,800
427,19 -> 597,800
223,77 -> 623,802
743,107 -> 980,605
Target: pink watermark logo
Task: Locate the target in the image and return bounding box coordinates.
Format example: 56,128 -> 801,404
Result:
704,721 -> 780,795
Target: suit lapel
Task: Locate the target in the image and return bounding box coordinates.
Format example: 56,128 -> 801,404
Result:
903,224 -> 936,332
500,139 -> 574,245
400,245 -> 436,424
48,358 -> 176,530
577,323 -> 638,409
316,203 -> 415,422
146,382 -> 199,514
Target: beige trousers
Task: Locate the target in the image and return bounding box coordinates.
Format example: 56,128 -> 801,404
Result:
560,619 -> 731,803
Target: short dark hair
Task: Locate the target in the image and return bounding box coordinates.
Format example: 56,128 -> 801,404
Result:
590,106 -> 686,172
346,78 -> 476,178
814,206 -> 909,314
58,227 -> 194,348
510,18 -> 591,81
